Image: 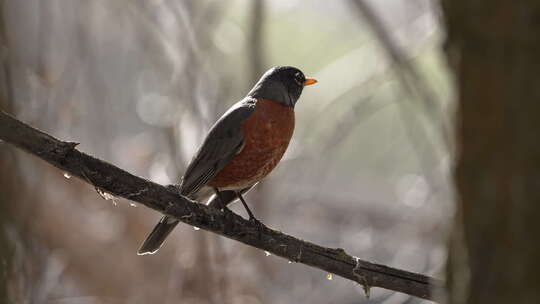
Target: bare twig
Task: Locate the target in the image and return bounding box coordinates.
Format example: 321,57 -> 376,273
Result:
349,0 -> 451,151
248,0 -> 266,82
349,0 -> 451,208
0,109 -> 443,300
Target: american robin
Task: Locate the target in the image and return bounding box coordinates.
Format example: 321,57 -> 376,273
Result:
138,66 -> 317,255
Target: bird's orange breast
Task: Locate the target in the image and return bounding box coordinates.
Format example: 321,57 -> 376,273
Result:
208,99 -> 295,190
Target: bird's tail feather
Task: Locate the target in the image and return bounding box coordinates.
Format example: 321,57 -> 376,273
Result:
137,215 -> 179,255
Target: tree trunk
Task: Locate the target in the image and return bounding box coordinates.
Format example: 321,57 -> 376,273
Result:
443,1 -> 540,303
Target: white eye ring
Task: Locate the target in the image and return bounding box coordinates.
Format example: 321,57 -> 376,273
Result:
294,72 -> 303,86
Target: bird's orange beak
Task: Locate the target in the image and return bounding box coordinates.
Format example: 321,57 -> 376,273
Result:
304,78 -> 317,86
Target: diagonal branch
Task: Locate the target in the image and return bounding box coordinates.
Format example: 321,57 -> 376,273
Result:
0,109 -> 443,301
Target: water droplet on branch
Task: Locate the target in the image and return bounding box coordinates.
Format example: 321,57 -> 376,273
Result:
97,188 -> 117,206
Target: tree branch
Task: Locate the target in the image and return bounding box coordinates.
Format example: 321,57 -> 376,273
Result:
0,109 -> 442,301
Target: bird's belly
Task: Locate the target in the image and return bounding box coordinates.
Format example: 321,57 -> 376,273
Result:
210,142 -> 289,190
208,99 -> 295,190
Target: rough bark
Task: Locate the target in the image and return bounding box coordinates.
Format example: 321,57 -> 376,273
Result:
443,1 -> 540,303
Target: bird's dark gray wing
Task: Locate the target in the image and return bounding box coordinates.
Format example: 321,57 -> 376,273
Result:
180,97 -> 257,197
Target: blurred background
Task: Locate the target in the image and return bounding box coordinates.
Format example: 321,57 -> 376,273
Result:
0,0 -> 453,303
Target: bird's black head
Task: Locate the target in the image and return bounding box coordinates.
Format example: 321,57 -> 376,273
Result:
247,66 -> 317,107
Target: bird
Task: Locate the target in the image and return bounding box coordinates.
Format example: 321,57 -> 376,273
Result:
137,66 -> 317,255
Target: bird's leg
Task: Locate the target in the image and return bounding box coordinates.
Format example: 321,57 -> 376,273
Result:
214,188 -> 235,233
213,188 -> 231,212
235,191 -> 256,220
236,191 -> 263,238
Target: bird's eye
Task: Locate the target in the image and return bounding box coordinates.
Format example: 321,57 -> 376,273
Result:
294,72 -> 304,86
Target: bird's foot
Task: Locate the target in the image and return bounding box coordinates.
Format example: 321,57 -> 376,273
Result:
248,216 -> 264,240
165,184 -> 181,195
222,205 -> 235,233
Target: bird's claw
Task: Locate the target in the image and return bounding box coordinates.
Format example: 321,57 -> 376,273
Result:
222,206 -> 235,233
249,216 -> 264,239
